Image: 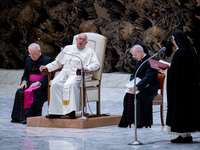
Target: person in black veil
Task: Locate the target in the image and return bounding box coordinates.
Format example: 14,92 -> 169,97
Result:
166,30 -> 200,143
118,44 -> 159,128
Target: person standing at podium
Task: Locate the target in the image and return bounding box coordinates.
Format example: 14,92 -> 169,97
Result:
166,30 -> 200,143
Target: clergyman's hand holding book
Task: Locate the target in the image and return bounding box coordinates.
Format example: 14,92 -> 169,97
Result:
149,59 -> 170,70
124,77 -> 141,94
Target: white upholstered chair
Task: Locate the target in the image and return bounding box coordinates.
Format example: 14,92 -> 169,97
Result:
72,32 -> 107,116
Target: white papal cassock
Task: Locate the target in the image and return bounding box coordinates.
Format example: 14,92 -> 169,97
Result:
46,45 -> 100,115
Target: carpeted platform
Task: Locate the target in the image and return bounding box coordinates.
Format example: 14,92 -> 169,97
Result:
27,114 -> 121,129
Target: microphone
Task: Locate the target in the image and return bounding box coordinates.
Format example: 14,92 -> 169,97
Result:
156,47 -> 166,54
148,47 -> 166,60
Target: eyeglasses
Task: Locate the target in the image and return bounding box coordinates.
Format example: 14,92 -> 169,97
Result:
28,53 -> 36,56
132,52 -> 139,58
169,36 -> 175,42
77,38 -> 87,42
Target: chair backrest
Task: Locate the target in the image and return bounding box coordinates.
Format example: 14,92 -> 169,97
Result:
157,73 -> 165,95
72,32 -> 107,80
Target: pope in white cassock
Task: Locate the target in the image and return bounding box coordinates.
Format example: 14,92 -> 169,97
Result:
39,33 -> 100,119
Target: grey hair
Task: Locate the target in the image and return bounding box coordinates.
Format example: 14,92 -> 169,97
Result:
78,33 -> 88,41
28,43 -> 41,51
130,44 -> 144,53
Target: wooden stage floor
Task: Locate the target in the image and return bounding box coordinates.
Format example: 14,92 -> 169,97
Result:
27,114 -> 121,129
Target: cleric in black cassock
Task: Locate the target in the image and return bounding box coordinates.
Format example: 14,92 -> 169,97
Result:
118,44 -> 159,128
166,30 -> 200,143
11,43 -> 52,124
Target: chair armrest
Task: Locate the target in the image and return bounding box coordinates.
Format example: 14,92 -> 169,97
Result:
76,69 -> 91,75
47,66 -> 63,80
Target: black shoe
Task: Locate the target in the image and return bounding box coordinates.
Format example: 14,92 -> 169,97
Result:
21,120 -> 27,124
170,136 -> 193,143
118,121 -> 132,128
11,120 -> 19,123
45,115 -> 61,119
136,125 -> 144,128
69,111 -> 76,119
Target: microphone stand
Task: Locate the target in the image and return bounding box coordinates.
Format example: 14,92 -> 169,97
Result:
61,48 -> 88,120
128,48 -> 166,145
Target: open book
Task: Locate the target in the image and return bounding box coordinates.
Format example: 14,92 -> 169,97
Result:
124,77 -> 141,94
149,59 -> 170,70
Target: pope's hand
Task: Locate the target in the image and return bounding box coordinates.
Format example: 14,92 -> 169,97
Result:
39,65 -> 47,72
40,66 -> 48,75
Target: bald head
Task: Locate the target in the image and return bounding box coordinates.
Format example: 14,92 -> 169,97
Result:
130,44 -> 144,53
28,43 -> 41,61
28,43 -> 41,51
130,44 -> 145,61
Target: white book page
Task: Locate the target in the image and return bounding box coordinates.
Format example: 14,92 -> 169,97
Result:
158,60 -> 170,66
124,77 -> 141,94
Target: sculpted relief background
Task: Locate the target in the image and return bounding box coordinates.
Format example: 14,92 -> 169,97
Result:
0,0 -> 200,72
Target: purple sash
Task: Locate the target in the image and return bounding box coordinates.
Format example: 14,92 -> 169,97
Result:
29,74 -> 45,82
24,74 -> 45,109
